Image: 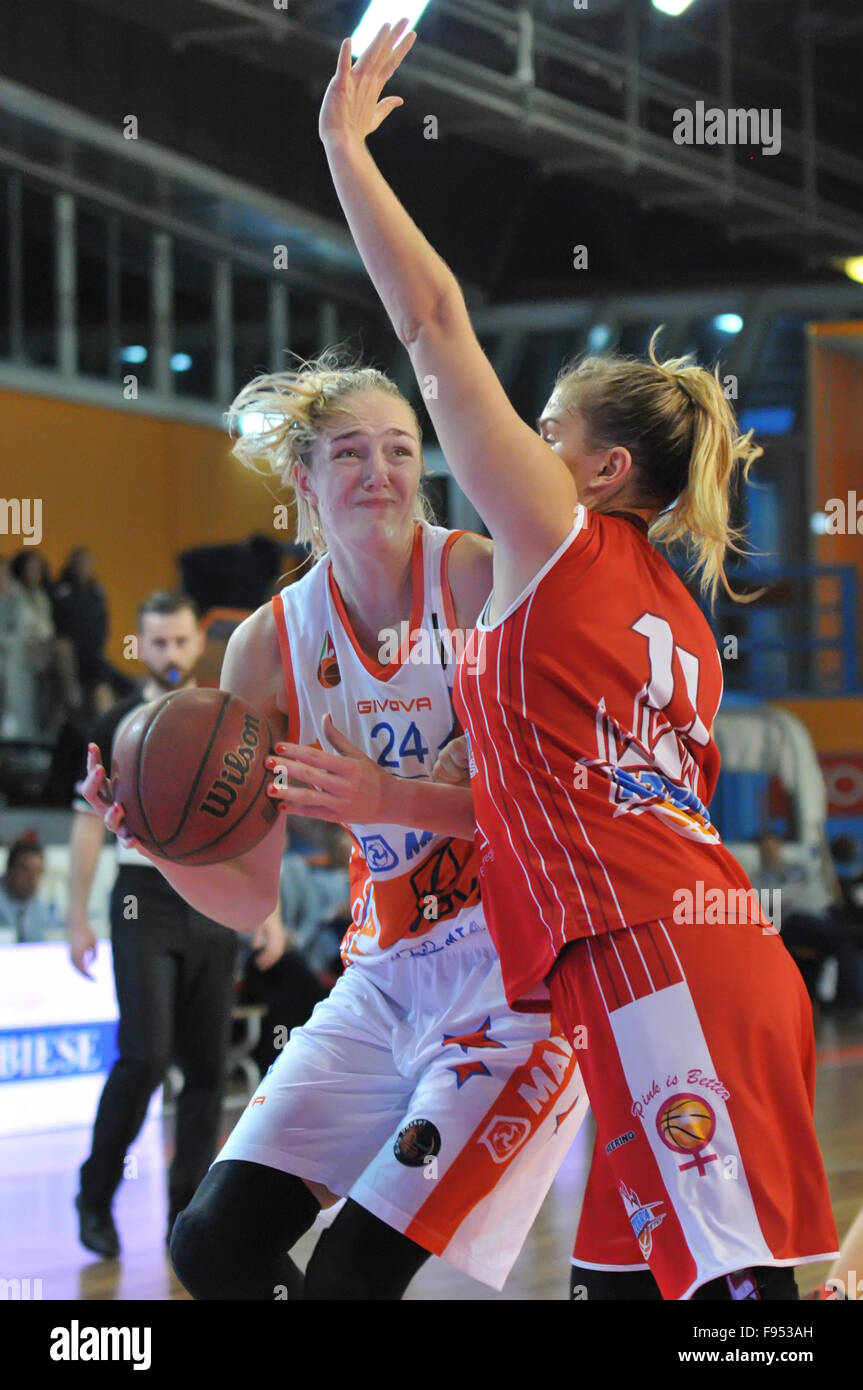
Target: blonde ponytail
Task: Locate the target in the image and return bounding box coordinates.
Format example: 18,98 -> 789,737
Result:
644,333 -> 763,603
229,348 -> 430,558
554,329 -> 763,604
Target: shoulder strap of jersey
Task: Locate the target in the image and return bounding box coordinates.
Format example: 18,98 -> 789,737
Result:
270,593 -> 301,742
439,528 -> 466,635
425,525 -> 467,695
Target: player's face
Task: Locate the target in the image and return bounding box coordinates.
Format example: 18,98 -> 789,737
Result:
538,396 -> 634,509
302,392 -> 422,552
138,608 -> 205,689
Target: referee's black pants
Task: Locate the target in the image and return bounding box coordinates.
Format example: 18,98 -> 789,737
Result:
79,867 -> 238,1221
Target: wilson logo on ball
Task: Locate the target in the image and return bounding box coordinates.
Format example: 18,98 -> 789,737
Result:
199,713 -> 262,819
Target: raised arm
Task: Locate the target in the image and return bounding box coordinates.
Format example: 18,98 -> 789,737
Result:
319,25 -> 577,603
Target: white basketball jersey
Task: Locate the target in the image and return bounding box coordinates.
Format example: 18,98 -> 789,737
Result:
273,522 -> 487,968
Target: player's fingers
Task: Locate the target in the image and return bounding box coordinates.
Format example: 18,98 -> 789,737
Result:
274,793 -> 340,822
335,36 -> 352,79
267,759 -> 336,792
357,22 -> 393,73
370,96 -> 404,131
320,713 -> 368,760
269,746 -> 344,776
369,19 -> 411,80
386,24 -> 416,74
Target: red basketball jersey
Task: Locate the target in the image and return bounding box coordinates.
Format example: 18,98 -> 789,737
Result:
453,506 -> 764,1007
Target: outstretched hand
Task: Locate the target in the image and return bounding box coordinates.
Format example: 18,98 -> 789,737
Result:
319,19 -> 417,147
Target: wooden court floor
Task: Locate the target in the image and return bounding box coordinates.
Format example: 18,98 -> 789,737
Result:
2,1010 -> 862,1302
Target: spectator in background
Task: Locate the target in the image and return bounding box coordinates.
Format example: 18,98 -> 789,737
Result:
52,548 -> 133,716
10,550 -> 82,737
281,818 -> 351,983
0,554 -> 38,739
0,837 -> 57,942
235,911 -> 328,1077
831,835 -> 863,923
752,831 -> 863,1005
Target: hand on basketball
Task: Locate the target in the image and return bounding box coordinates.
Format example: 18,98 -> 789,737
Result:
266,713 -> 391,824
76,744 -> 153,858
431,735 -> 471,788
319,20 -> 416,147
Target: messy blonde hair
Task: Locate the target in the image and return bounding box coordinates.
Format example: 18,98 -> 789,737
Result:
229,349 -> 432,558
554,329 -> 763,603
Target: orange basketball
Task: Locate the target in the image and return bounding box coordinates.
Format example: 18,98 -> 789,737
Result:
110,688 -> 278,866
657,1093 -> 715,1152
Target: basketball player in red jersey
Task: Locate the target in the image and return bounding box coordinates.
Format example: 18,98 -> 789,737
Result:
303,19 -> 839,1299
78,356 -> 587,1299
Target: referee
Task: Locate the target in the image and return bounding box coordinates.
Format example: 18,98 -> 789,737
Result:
66,591 -> 239,1258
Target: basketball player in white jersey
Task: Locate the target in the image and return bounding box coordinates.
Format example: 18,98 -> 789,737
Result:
79,355 -> 587,1299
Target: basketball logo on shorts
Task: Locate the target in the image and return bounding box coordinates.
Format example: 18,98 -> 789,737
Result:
394,1118 -> 441,1167
656,1092 -> 718,1176
317,632 -> 341,688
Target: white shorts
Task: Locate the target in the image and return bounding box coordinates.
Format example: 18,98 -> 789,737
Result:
215,934 -> 588,1289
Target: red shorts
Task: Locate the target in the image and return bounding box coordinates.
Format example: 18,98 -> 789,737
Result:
547,918 -> 838,1300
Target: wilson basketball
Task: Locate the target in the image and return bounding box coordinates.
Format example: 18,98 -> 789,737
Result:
110,688 -> 278,865
657,1094 -> 716,1152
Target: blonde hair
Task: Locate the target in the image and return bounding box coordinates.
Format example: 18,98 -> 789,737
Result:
229,349 -> 432,558
554,329 -> 763,603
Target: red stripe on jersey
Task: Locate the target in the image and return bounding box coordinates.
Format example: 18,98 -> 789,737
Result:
584,920 -> 685,1015
271,594 -> 299,741
505,594 -> 627,936
464,624 -> 564,958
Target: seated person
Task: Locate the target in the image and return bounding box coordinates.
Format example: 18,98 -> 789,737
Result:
751,831 -> 862,1005
0,555 -> 38,739
234,909 -> 328,1075
0,837 -> 58,942
10,550 -> 82,738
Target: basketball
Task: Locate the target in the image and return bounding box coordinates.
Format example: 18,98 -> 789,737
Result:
657,1094 -> 716,1152
110,688 -> 278,865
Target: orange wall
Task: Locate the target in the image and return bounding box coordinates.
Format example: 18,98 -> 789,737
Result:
809,327 -> 863,664
0,389 -> 280,666
770,697 -> 863,753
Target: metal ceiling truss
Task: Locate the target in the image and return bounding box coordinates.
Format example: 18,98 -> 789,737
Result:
177,0 -> 863,256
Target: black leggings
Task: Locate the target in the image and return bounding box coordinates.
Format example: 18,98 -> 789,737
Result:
170,1159 -> 430,1300
571,1264 -> 799,1301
